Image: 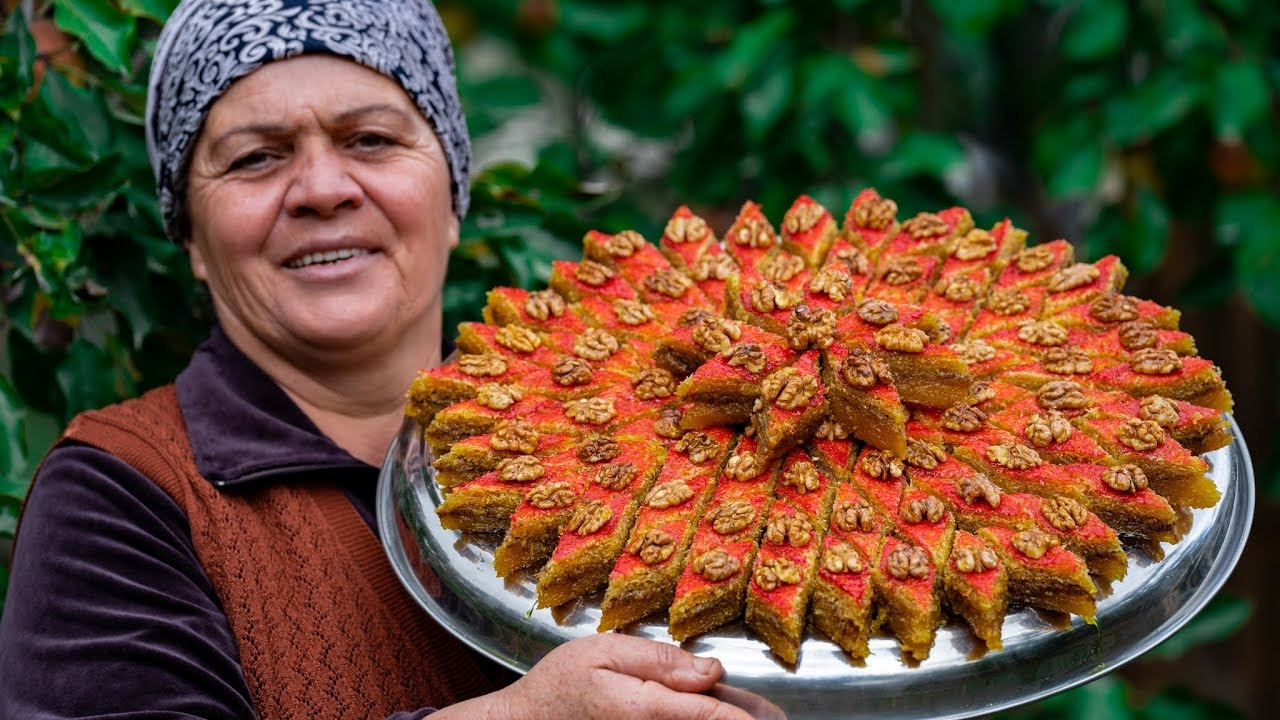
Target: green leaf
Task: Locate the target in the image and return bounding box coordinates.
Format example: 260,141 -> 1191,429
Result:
1039,674 -> 1134,720
1137,686 -> 1246,720
54,335 -> 136,417
880,132 -> 964,181
1212,60 -> 1270,141
1059,2 -> 1128,61
117,0 -> 180,23
832,66 -> 892,147
1143,593 -> 1252,661
1115,188 -> 1169,275
0,8 -> 37,113
1045,144 -> 1105,199
52,0 -> 138,75
741,65 -> 793,143
0,375 -> 32,495
1216,192 -> 1280,326
558,2 -> 647,43
715,10 -> 794,90
1103,70 -> 1201,146
927,0 -> 1016,35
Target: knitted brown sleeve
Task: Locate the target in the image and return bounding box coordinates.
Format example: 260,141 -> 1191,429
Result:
62,385 -> 494,719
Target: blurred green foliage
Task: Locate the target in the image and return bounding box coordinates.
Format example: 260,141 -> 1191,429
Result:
1,0 -> 1274,715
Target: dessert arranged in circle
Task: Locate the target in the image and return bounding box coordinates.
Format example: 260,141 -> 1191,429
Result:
405,190 -> 1233,667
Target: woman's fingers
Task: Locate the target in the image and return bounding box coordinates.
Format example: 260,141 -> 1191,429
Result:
587,633 -> 722,692
705,683 -> 789,720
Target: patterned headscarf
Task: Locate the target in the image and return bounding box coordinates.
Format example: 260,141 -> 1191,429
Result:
145,0 -> 471,242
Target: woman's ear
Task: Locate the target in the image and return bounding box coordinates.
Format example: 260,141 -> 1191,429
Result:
188,237 -> 209,282
448,211 -> 460,252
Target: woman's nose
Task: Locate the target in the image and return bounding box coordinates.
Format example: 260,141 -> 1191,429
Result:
283,140 -> 363,218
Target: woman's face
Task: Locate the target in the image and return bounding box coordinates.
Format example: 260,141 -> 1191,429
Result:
186,54 -> 457,362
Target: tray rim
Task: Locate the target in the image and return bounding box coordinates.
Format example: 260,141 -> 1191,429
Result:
377,413 -> 1255,719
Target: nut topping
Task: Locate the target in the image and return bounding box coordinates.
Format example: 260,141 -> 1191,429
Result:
857,298 -> 899,325
646,479 -> 695,509
496,325 -> 542,353
476,383 -> 523,410
524,289 -> 566,320
724,343 -> 767,374
760,252 -> 806,283
875,324 -> 929,353
706,500 -> 755,535
1118,320 -> 1159,351
594,462 -> 638,490
1042,496 -> 1090,532
783,201 -> 826,234
633,367 -> 677,400
862,450 -> 905,480
604,229 -> 647,257
957,473 -> 1002,507
458,353 -> 507,377
766,511 -> 814,547
564,397 -> 616,425
953,339 -> 997,364
815,419 -> 848,440
679,307 -> 717,327
653,407 -> 685,439
833,499 -> 877,532
1017,320 -> 1069,347
1117,417 -> 1165,452
665,213 -> 709,244
937,275 -> 981,302
1139,395 -> 1180,428
902,495 -> 946,524
574,260 -> 615,286
887,545 -> 932,579
841,347 -> 893,388
832,246 -> 872,275
1042,346 -> 1094,374
968,381 -> 997,406
761,367 -> 820,410
809,268 -> 854,301
750,281 -> 800,313
905,439 -> 948,469
986,441 -> 1044,469
732,216 -> 777,249
1091,294 -> 1139,323
785,304 -> 837,350
577,434 -> 620,463
781,461 -> 821,494
692,317 -> 743,353
490,420 -> 540,454
613,299 -> 657,326
566,499 -> 612,535
1047,263 -> 1100,293
632,528 -> 675,565
1102,464 -> 1148,493
692,548 -> 741,582
902,212 -> 949,239
644,268 -> 694,299
527,481 -> 575,509
953,545 -> 999,573
689,251 -> 737,281
1025,410 -> 1073,447
852,196 -> 898,230
1011,529 -> 1058,559
986,286 -> 1032,316
953,228 -> 997,260
1130,347 -> 1182,375
1037,380 -> 1088,411
824,543 -> 864,574
882,257 -> 924,285
754,556 -> 802,591
724,451 -> 762,480
942,403 -> 987,433
551,356 -> 594,386
574,328 -> 620,361
675,431 -> 719,463
1014,245 -> 1057,273
497,455 -> 545,483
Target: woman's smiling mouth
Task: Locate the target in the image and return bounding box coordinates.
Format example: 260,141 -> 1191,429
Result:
285,248 -> 374,269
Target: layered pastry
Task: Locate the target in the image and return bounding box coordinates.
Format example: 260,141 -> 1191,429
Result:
409,188 -> 1233,670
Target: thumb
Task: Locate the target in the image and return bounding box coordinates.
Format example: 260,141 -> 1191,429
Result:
590,633 -> 724,692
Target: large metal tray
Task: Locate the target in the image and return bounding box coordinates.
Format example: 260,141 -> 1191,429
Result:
377,414 -> 1254,719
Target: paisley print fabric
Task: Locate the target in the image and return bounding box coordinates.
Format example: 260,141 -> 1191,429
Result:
145,0 -> 471,240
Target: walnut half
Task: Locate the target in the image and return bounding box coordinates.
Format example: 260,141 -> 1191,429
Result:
526,481 -> 575,509
781,461 -> 821,494
766,512 -> 814,548
566,499 -> 612,535
1041,495 -> 1089,532
706,500 -> 755,535
646,479 -> 694,509
632,528 -> 675,565
953,545 -> 999,573
824,543 -> 864,574
692,548 -> 741,582
832,499 -> 877,533
1117,418 -> 1165,452
1011,529 -> 1058,559
754,556 -> 802,591
676,431 -> 720,463
887,545 -> 932,580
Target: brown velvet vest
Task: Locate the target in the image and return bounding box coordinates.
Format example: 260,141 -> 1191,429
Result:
61,385 -> 492,719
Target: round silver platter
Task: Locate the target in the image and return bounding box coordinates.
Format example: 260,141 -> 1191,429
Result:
377,414 -> 1255,719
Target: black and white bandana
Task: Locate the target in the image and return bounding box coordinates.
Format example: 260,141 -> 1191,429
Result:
145,0 -> 471,241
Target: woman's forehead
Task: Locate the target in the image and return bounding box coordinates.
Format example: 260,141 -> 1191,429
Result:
204,56 -> 420,132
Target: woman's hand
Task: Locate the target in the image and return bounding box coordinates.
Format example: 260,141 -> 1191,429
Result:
441,633 -> 785,720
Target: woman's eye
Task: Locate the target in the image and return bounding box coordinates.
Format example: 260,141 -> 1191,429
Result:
228,151 -> 272,172
354,133 -> 393,149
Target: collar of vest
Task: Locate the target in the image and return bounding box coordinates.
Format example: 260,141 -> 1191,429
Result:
176,327 -> 373,489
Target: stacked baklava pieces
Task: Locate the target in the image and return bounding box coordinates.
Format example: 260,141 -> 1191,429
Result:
406,190 -> 1233,667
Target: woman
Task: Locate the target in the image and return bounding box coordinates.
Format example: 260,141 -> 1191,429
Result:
0,1 -> 781,718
